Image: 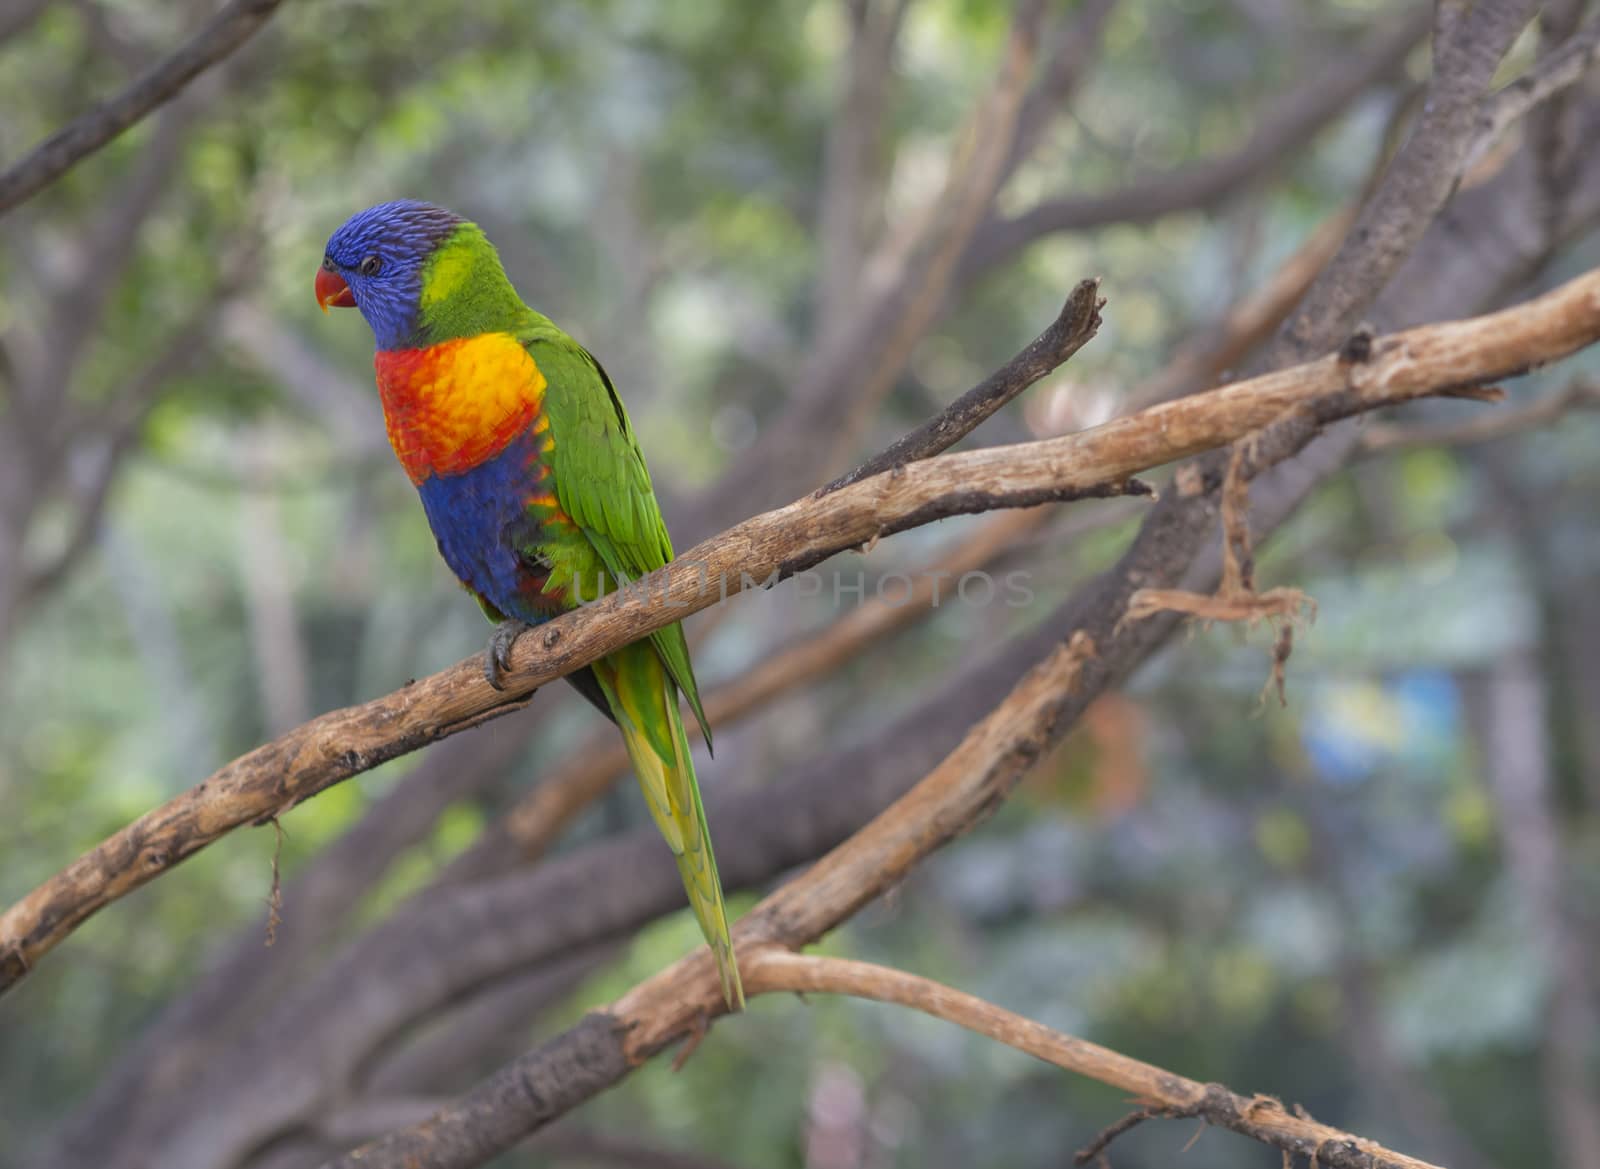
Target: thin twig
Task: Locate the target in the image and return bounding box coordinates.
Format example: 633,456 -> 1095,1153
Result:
21,302 -> 223,604
717,0 -> 1045,515
1125,205 -> 1356,410
737,952 -> 1441,1169
820,277 -> 1104,494
1462,14 -> 1600,175
0,0 -> 289,214
4,264 -> 1599,996
1361,376 -> 1600,452
1122,425 -> 1318,699
813,0 -> 913,346
1004,0 -> 1119,177
1076,1107 -> 1170,1166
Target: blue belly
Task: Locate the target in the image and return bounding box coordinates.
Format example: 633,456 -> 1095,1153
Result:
416,433 -> 553,625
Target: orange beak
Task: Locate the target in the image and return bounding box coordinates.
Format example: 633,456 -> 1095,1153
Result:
315,265 -> 356,312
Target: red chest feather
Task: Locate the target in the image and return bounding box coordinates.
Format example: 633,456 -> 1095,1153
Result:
374,334 -> 549,484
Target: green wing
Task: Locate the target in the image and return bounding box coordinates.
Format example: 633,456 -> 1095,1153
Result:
523,318 -> 713,748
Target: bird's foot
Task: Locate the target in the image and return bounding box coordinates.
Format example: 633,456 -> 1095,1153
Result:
484,620 -> 534,690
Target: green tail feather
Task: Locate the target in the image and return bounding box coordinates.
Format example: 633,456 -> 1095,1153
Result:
597,644 -> 744,1010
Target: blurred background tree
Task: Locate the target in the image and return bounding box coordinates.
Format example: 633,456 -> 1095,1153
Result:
1,1 -> 1598,1167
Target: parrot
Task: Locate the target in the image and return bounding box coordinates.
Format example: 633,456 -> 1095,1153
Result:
315,200 -> 742,1009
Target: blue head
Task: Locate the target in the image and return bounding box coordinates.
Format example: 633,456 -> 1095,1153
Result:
316,200 -> 466,350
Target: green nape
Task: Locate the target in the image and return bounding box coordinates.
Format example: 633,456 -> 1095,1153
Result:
415,222 -> 539,344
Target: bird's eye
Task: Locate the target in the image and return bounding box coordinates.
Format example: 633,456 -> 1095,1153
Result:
358,254 -> 383,277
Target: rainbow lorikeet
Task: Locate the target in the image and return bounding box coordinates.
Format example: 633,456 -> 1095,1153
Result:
315,200 -> 742,1008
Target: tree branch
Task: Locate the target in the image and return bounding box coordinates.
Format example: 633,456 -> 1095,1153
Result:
324,610 -> 1434,1169
20,300 -> 222,604
1461,12 -> 1600,176
737,952 -> 1441,1169
82,238 -> 1583,1169
1277,0 -> 1539,357
0,0 -> 50,46
1123,203 -> 1356,409
1001,0 -> 1118,179
38,234 -> 1096,1169
33,709 -> 555,1169
711,0 -> 1045,518
0,0 -> 288,215
66,93 -> 1595,1169
819,276 -> 1103,493
1361,376 -> 1600,452
963,5 -> 1429,276
812,0 -> 913,347
449,505 -> 1059,882
5,264 -> 1599,997
321,626 -> 1101,1169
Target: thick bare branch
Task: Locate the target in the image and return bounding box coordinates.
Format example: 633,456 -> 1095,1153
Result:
1276,0 -> 1540,357
5,265 -> 1598,999
0,0 -> 288,214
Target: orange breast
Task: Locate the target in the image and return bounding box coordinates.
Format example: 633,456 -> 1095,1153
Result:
374,334 -> 549,485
